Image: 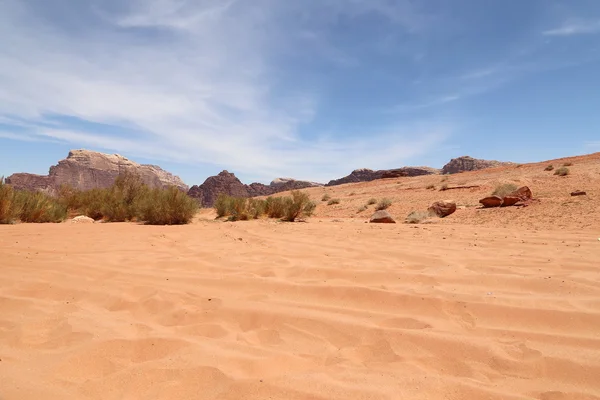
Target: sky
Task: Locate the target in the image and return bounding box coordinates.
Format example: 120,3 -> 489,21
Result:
1,0 -> 599,185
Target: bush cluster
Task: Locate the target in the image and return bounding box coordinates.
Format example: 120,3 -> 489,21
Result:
554,167 -> 570,176
491,183 -> 518,198
1,178 -> 67,224
1,172 -> 198,225
214,190 -> 316,222
375,198 -> 392,211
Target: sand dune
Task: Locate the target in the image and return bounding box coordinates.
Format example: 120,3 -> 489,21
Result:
2,218 -> 600,399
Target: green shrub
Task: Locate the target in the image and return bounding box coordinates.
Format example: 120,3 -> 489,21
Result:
544,164 -> 554,171
265,196 -> 286,218
327,198 -> 341,205
367,198 -> 377,205
229,197 -> 248,221
14,190 -> 67,223
247,198 -> 266,219
0,178 -> 19,224
375,198 -> 392,211
214,193 -> 233,217
321,193 -> 331,202
491,183 -> 518,198
554,167 -> 569,176
282,190 -> 316,222
357,205 -> 367,213
101,172 -> 149,222
138,186 -> 198,225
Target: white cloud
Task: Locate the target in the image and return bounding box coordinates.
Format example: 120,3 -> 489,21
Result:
543,19 -> 600,36
0,0 -> 450,182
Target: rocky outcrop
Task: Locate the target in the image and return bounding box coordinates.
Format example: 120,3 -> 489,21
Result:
369,210 -> 396,223
326,169 -> 383,186
428,201 -> 457,218
380,167 -> 440,179
327,166 -> 439,186
6,150 -> 188,193
442,156 -> 513,175
188,171 -> 322,207
479,186 -> 533,208
571,190 -> 586,196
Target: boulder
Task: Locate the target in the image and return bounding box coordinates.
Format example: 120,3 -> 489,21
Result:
501,196 -> 520,207
428,201 -> 457,218
369,210 -> 396,223
6,150 -> 188,193
508,186 -> 532,201
479,196 -> 503,208
70,215 -> 95,224
571,190 -> 586,196
442,156 -> 513,174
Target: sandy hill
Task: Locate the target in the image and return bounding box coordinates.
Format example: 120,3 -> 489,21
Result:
257,152 -> 600,231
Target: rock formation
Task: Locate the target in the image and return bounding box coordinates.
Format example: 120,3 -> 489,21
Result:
380,167 -> 440,179
6,150 -> 188,193
188,171 -> 322,207
327,166 -> 439,186
326,169 -> 383,186
442,156 -> 513,175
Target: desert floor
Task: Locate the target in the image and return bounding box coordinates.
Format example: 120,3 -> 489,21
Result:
2,217 -> 600,399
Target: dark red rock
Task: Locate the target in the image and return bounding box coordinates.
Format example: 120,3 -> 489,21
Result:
508,186 -> 532,201
571,190 -> 587,196
428,201 -> 457,217
327,169 -> 383,186
501,196 -> 520,207
479,196 -> 503,208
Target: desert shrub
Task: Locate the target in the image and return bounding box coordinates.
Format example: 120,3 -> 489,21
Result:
544,164 -> 554,171
405,210 -> 432,224
563,162 -> 573,167
357,205 -> 367,213
349,192 -> 356,196
440,183 -> 448,191
101,172 -> 149,222
375,198 -> 392,211
321,193 -> 331,202
491,183 -> 518,198
247,198 -> 266,219
214,193 -> 233,217
441,176 -> 449,182
367,198 -> 377,205
282,190 -> 316,222
14,190 -> 67,223
0,178 -> 19,224
554,167 -> 570,176
265,196 -> 286,218
327,198 -> 341,205
426,184 -> 435,190
138,186 -> 198,225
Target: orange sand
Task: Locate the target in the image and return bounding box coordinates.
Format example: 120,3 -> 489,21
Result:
1,218 -> 600,399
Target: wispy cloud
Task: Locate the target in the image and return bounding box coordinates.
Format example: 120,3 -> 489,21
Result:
543,19 -> 600,36
0,0 -> 447,182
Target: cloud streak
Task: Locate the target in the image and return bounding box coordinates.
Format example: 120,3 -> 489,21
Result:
0,0 -> 450,182
543,19 -> 600,36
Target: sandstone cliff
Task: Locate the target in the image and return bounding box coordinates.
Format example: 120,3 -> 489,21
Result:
326,166 -> 439,186
6,150 -> 188,193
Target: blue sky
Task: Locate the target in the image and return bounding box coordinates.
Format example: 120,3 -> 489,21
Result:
1,0 -> 599,185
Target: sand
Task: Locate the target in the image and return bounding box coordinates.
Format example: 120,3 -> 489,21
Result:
2,218 -> 600,399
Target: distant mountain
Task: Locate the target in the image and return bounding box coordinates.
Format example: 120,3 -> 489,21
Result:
442,156 -> 514,174
5,149 -> 188,193
188,171 -> 323,207
326,166 -> 439,186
